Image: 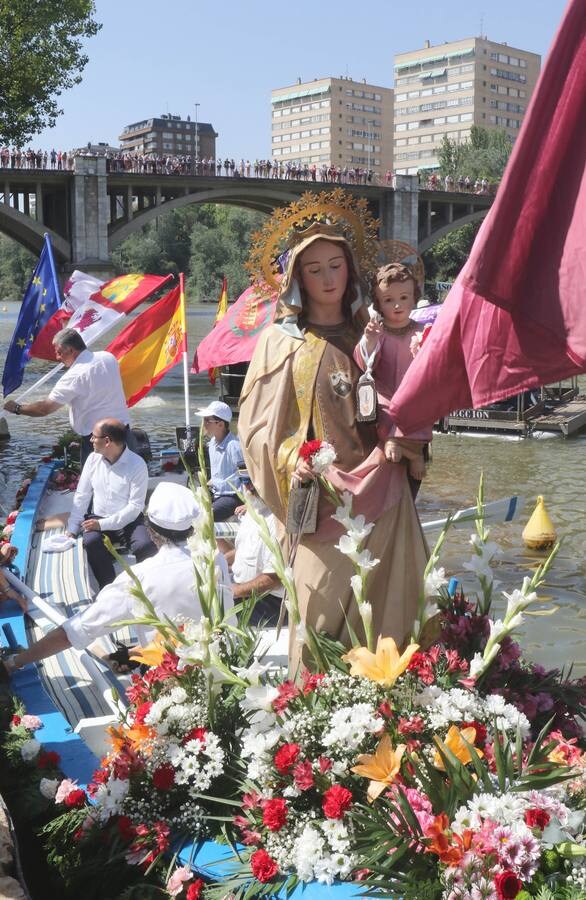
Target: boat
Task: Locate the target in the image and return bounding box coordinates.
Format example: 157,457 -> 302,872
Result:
0,454 -> 525,897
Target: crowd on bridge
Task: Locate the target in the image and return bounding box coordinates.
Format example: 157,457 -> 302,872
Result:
0,145 -> 494,194
420,171 -> 496,195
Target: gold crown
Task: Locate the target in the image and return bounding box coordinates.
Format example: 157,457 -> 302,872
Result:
246,189 -> 380,293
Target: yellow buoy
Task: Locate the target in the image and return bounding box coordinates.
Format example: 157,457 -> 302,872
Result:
522,495 -> 557,550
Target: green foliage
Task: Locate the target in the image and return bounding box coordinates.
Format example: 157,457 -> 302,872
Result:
0,0 -> 101,145
0,233 -> 36,300
437,125 -> 513,182
422,221 -> 481,296
112,204 -> 265,302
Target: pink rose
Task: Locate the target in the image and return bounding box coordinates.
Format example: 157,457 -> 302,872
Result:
21,714 -> 43,731
55,778 -> 79,804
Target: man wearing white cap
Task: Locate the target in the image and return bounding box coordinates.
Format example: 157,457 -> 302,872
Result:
1,483 -> 233,675
194,400 -> 244,522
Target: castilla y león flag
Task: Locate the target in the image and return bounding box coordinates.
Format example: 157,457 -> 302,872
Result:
91,273 -> 172,314
106,285 -> 186,407
191,284 -> 278,374
389,0 -> 586,435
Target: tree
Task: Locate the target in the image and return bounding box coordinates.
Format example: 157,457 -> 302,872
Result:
422,222 -> 481,299
436,126 -> 514,183
0,234 -> 35,300
0,1 -> 100,146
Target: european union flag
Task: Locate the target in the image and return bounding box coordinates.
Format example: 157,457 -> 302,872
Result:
2,234 -> 62,397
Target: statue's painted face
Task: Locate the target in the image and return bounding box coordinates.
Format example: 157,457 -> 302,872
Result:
374,279 -> 416,329
299,240 -> 349,317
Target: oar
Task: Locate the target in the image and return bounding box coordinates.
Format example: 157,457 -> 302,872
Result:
421,495 -> 525,534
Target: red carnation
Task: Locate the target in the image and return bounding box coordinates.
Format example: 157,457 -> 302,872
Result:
262,798 -> 288,831
301,670 -> 325,694
250,848 -> 279,883
37,750 -> 61,769
117,815 -> 136,842
273,680 -> 300,713
133,701 -> 152,724
524,807 -> 551,830
293,759 -> 314,791
461,720 -> 487,747
11,715 -> 21,726
495,870 -> 523,899
152,763 -> 175,790
64,788 -> 87,809
298,439 -> 323,462
186,880 -> 205,900
274,742 -> 301,775
318,756 -> 332,774
182,726 -> 207,747
322,785 -> 353,819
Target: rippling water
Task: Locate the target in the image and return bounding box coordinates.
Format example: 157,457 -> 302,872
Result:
0,302 -> 584,672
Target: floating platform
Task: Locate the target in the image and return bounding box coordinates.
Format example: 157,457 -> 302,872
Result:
441,383 -> 585,438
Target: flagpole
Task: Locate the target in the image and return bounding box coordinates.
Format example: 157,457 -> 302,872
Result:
179,273 -> 190,439
16,363 -> 64,401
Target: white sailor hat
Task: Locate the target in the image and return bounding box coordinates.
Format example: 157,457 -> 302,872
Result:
147,482 -> 199,531
194,400 -> 232,422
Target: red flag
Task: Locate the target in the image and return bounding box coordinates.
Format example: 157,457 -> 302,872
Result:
30,270 -> 103,360
91,273 -> 172,314
209,276 -> 230,385
106,286 -> 186,407
192,284 -> 278,374
390,0 -> 586,435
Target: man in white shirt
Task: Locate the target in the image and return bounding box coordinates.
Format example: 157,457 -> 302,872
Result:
66,418 -> 156,589
4,328 -> 130,465
221,475 -> 283,626
2,483 -> 234,677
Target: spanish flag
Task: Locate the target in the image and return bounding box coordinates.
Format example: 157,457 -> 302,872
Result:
209,276 -> 229,385
106,285 -> 186,406
91,273 -> 172,314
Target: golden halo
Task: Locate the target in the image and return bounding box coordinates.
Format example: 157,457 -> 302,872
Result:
376,240 -> 425,290
246,189 -> 380,293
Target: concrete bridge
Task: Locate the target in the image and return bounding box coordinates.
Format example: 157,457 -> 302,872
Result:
0,156 -> 493,276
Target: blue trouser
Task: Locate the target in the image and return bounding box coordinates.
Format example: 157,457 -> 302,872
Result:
211,492 -> 239,522
83,513 -> 156,590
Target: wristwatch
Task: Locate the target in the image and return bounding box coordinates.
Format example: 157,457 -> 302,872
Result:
14,403 -> 22,415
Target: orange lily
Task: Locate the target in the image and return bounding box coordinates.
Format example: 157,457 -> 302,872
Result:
433,725 -> 483,770
129,632 -> 175,668
343,636 -> 420,687
426,813 -> 473,865
352,733 -> 406,801
108,722 -> 154,755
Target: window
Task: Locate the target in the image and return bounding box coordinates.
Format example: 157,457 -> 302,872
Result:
396,123 -> 407,131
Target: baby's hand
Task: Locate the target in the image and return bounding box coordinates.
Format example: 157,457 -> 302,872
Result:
408,456 -> 427,481
384,439 -> 403,463
364,319 -> 382,354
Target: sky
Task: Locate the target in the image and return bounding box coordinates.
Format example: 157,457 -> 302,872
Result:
35,0 -> 568,158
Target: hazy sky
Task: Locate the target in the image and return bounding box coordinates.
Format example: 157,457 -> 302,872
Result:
35,0 -> 568,158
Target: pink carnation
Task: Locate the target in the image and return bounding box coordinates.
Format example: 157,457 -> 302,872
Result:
54,778 -> 79,804
21,714 -> 43,731
166,864 -> 193,896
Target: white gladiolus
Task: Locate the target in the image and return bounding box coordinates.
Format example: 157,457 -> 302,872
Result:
358,602 -> 372,627
424,566 -> 448,598
350,574 -> 363,600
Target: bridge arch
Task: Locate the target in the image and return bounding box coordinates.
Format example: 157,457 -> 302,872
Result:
0,204 -> 70,262
108,186 -> 300,250
418,208 -> 489,254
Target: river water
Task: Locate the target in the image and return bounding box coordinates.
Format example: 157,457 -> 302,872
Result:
0,302 -> 584,673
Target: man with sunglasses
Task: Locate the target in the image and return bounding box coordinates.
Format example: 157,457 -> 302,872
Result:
65,418 -> 156,590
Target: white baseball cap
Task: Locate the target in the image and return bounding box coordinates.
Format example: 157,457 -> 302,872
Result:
147,482 -> 199,531
194,400 -> 232,422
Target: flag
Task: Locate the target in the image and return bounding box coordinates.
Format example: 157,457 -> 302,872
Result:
209,275 -> 229,385
106,285 -> 186,407
389,0 -> 586,435
191,284 -> 278,374
91,273 -> 172,314
2,235 -> 62,396
30,270 -> 104,360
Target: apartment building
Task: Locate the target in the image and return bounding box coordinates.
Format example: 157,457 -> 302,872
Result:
271,76 -> 394,173
119,114 -> 217,158
393,37 -> 540,174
